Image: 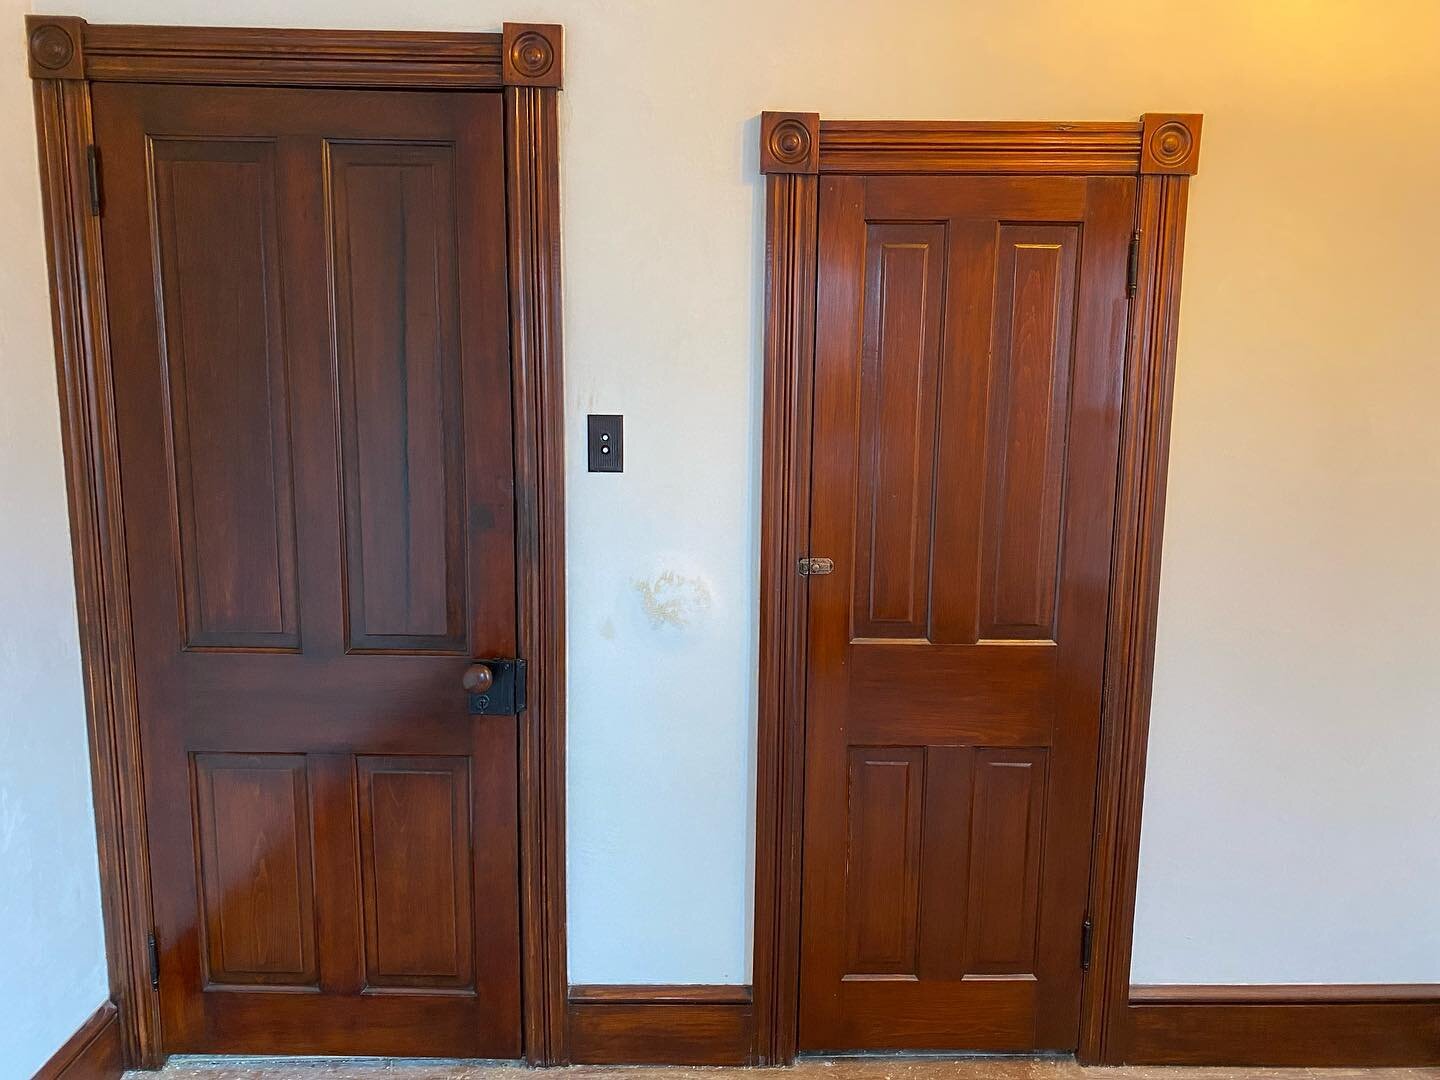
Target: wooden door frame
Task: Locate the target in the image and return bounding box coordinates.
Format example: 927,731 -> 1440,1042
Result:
752,110 -> 1202,1065
25,17 -> 569,1067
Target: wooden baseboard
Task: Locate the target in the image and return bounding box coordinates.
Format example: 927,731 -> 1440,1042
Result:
1113,984 -> 1440,1066
33,1001 -> 124,1080
566,985 -> 755,1064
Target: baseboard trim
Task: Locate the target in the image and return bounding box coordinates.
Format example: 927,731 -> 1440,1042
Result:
1114,984 -> 1440,1066
567,984 -> 754,1064
33,1001 -> 124,1080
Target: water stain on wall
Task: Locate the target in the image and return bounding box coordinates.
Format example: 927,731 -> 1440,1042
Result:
632,570 -> 712,629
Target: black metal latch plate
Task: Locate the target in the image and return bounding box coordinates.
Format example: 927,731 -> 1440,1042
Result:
468,658 -> 527,715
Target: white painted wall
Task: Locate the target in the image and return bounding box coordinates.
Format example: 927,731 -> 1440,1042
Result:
0,4 -> 110,1075
3,0 -> 1435,1024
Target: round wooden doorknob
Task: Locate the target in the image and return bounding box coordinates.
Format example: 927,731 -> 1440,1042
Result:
462,663 -> 495,694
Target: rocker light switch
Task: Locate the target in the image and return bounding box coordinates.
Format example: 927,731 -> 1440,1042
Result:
587,414 -> 623,473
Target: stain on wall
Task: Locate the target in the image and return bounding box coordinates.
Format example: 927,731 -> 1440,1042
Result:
633,570 -> 713,629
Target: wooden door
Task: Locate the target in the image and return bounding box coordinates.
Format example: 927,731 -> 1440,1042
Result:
93,83 -> 520,1057
798,174 -> 1135,1051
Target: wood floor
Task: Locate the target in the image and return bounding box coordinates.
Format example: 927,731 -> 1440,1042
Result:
134,1059 -> 1440,1079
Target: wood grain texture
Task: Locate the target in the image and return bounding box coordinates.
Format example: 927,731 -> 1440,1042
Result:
819,120 -> 1145,175
1078,173 -> 1191,1065
567,990 -> 756,1065
797,173 -> 1132,1054
30,20 -> 569,1066
96,81 -> 519,1060
569,985 -> 753,1005
356,757 -> 473,989
850,223 -> 945,639
330,142 -> 468,653
81,21 -> 505,88
502,24 -> 562,88
1140,114 -> 1203,175
1115,990 -> 1440,1066
751,170 -> 818,1066
504,81 -> 570,1065
193,754 -> 318,987
31,70 -> 162,1066
979,227 -> 1077,640
760,111 -> 819,175
151,139 -> 299,650
27,15 -> 86,80
1131,983 -> 1440,1004
33,1001 -> 124,1080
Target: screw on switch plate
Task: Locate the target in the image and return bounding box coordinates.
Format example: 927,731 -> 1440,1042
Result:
587,414 -> 623,473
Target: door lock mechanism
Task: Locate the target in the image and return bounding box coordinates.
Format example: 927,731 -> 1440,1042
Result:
463,659 -> 527,714
797,556 -> 834,576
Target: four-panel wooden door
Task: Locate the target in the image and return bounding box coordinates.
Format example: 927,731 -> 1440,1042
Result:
94,83 -> 521,1057
798,174 -> 1136,1051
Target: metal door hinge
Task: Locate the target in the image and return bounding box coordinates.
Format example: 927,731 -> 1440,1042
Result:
1080,916 -> 1094,970
148,931 -> 160,989
797,556 -> 834,576
1126,231 -> 1141,297
86,144 -> 101,216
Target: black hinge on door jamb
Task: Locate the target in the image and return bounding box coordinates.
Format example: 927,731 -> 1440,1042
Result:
148,931 -> 160,989
1080,916 -> 1094,970
86,144 -> 101,216
1126,231 -> 1141,297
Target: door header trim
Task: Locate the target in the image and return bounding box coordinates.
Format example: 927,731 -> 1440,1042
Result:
27,16 -> 563,90
759,111 -> 1202,176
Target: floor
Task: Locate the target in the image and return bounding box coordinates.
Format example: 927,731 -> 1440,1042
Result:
130,1059 -> 1440,1080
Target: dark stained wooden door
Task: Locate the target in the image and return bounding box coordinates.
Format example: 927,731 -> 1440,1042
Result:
798,174 -> 1136,1051
93,83 -> 520,1057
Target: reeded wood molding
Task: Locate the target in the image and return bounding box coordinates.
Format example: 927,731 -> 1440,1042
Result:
821,120 -> 1144,174
1078,172 -> 1192,1065
758,113 -> 1205,176
504,81 -> 569,1065
33,1000 -> 123,1080
751,170 -> 818,1066
28,16 -> 508,87
31,70 -> 160,1067
502,23 -> 562,88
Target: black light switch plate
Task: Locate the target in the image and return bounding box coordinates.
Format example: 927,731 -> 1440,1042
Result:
587,414 -> 623,472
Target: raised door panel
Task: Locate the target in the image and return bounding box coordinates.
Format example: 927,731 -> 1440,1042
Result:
852,224 -> 947,641
963,749 -> 1048,974
151,140 -> 299,651
356,756 -> 475,991
843,748 -> 925,976
330,144 -> 467,654
979,227 -> 1079,641
192,754 -> 318,987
